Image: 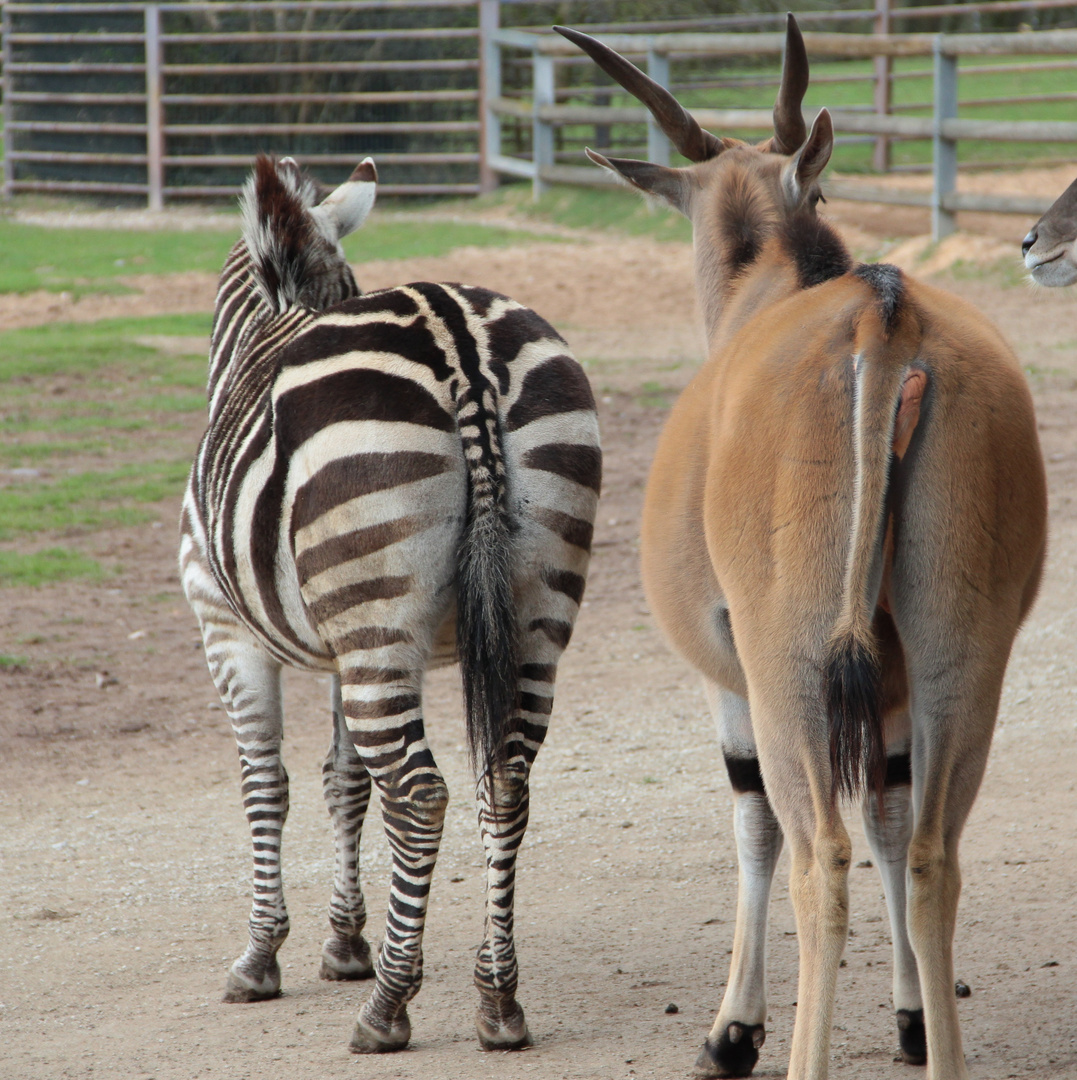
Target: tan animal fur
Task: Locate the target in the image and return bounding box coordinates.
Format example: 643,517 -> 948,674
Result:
559,18 -> 1047,1080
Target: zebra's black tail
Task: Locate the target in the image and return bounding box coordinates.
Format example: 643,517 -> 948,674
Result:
455,386 -> 518,779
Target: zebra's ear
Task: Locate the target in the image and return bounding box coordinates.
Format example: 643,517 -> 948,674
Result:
310,158 -> 377,242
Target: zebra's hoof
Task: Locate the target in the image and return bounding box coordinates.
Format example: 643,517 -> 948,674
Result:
896,1008 -> 927,1066
694,1022 -> 765,1078
476,995 -> 531,1050
349,1008 -> 411,1053
222,957 -> 282,1003
320,933 -> 374,981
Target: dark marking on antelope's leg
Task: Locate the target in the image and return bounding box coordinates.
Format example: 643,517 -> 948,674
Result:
863,750 -> 923,1064
695,1022 -> 766,1078
896,1008 -> 927,1066
886,751 -> 912,787
724,754 -> 765,794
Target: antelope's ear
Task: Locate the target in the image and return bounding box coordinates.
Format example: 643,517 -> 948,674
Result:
585,148 -> 692,216
782,109 -> 833,206
310,157 -> 377,242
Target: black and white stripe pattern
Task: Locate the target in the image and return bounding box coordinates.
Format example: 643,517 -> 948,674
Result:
180,155 -> 600,1052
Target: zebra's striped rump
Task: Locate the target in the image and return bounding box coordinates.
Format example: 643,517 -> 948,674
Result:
180,155 -> 600,1053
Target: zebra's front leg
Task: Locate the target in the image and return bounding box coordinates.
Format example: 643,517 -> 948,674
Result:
207,626 -> 290,1002
699,687 -> 782,1079
320,674 -> 375,982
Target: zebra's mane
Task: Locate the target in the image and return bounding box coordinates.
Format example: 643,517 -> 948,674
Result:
240,155 -> 348,315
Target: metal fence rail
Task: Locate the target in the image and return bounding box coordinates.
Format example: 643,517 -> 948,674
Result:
484,25 -> 1077,239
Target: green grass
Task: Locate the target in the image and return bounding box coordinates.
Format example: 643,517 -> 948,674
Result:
0,217 -> 546,295
0,313 -> 211,383
637,380 -> 676,408
0,548 -> 103,588
0,315 -> 211,475
0,461 -> 191,539
0,315 -> 210,581
461,183 -> 690,243
0,224 -> 237,295
345,218 -> 543,264
510,185 -> 690,241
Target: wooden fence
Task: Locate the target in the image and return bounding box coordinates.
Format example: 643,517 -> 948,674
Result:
485,23 -> 1077,239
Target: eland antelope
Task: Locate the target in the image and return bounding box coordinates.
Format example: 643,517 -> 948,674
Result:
558,17 -> 1047,1080
1023,174 -> 1077,285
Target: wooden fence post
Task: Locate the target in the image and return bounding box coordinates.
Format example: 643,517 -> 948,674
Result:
2,2 -> 13,200
145,3 -> 164,211
532,46 -> 554,199
872,0 -> 892,172
646,45 -> 671,166
932,37 -> 957,240
478,0 -> 500,194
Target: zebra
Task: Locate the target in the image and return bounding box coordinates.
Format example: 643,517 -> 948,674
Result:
179,154 -> 601,1053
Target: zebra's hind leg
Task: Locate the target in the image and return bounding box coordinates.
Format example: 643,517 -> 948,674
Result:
473,756 -> 533,1050
204,623 -> 290,1003
320,674 -> 375,981
472,592 -> 574,1049
336,664 -> 449,1054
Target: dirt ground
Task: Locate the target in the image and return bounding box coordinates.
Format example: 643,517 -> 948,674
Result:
3,178 -> 1077,1080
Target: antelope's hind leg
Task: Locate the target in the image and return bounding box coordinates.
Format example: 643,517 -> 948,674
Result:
860,727 -> 925,1066
319,674 -> 375,982
888,422 -> 1045,1080
896,640 -> 1013,1080
697,685 -> 782,1079
742,672 -> 854,1080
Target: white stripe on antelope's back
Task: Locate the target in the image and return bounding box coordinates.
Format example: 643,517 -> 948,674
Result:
180,154 -> 600,1055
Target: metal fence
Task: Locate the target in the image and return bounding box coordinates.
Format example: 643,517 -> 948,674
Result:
1,0 -> 484,205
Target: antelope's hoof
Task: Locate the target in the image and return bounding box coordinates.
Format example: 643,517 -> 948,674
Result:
320,933 -> 374,981
222,957 -> 281,1003
349,1006 -> 411,1054
694,1022 -> 766,1078
896,1008 -> 927,1066
476,994 -> 531,1050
